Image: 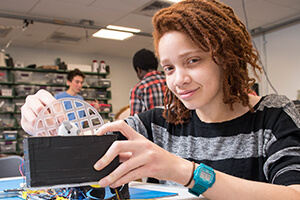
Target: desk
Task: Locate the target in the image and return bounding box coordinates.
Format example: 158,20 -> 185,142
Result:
0,177 -> 206,199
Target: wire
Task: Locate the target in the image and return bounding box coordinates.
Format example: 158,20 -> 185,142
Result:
19,159 -> 26,179
114,188 -> 121,200
1,19 -> 32,52
241,0 -> 278,94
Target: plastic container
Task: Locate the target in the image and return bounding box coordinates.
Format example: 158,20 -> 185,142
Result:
0,86 -> 13,96
0,102 -> 15,112
86,77 -> 111,88
0,130 -> 18,140
14,85 -> 35,96
13,71 -> 32,83
82,88 -> 97,99
50,86 -> 64,96
92,60 -> 99,72
47,73 -> 66,85
99,61 -> 106,73
0,70 -> 8,82
0,141 -> 17,153
0,117 -> 15,128
34,85 -> 50,93
15,102 -> 24,113
98,79 -> 111,88
31,72 -> 50,84
97,90 -> 107,98
99,104 -> 112,112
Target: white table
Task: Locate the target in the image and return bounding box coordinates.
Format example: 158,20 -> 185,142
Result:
130,181 -> 207,199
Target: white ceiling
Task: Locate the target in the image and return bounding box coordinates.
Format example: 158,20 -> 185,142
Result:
0,0 -> 299,58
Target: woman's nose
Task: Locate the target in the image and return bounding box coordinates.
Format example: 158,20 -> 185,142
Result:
173,68 -> 191,87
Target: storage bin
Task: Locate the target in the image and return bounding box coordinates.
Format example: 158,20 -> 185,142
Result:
85,77 -> 111,88
15,114 -> 21,126
15,102 -> 24,113
15,85 -> 35,96
0,70 -> 8,82
31,72 -> 50,84
0,117 -> 15,128
47,73 -> 66,85
82,88 -> 97,99
18,129 -> 28,139
13,71 -> 32,83
0,141 -> 17,153
50,86 -> 65,96
96,90 -> 107,98
99,79 -> 111,88
99,104 -> 112,112
34,85 -> 50,93
0,102 -> 15,112
0,130 -> 18,140
0,86 -> 13,96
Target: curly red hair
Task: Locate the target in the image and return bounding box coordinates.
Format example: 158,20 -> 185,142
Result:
152,0 -> 262,125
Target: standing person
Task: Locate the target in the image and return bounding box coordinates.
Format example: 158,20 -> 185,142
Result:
55,68 -> 99,111
130,48 -> 166,116
55,68 -> 85,100
20,0 -> 300,199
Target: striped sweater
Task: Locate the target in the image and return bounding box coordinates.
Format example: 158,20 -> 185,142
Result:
125,94 -> 300,186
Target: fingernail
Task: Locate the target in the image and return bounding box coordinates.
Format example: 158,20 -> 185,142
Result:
94,162 -> 101,170
99,179 -> 107,187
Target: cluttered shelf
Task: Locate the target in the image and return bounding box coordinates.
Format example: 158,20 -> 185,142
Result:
0,63 -> 113,155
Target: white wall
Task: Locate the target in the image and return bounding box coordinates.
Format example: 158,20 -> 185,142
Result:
6,47 -> 139,115
253,22 -> 300,100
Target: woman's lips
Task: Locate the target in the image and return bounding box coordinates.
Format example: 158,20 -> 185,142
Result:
178,88 -> 199,99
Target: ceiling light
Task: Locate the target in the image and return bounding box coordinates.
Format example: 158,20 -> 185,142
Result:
92,29 -> 134,40
107,25 -> 141,33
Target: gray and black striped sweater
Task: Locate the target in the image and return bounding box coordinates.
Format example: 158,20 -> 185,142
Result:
124,94 -> 300,186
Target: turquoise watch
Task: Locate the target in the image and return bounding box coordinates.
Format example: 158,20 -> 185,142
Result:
188,163 -> 216,196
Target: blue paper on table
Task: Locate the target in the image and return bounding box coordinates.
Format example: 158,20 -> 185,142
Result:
1,177 -> 178,199
129,187 -> 178,199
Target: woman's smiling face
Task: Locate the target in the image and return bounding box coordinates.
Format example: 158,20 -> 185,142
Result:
158,31 -> 224,111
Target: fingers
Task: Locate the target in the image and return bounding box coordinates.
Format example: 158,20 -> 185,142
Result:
20,89 -> 56,136
96,120 -> 143,140
94,140 -> 141,171
100,158 -> 146,188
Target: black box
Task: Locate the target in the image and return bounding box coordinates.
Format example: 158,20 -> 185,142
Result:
23,135 -> 119,188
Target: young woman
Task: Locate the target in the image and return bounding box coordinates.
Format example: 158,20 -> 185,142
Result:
21,0 -> 300,199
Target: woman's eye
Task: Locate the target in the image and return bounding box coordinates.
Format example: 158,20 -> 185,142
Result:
163,66 -> 173,73
188,58 -> 199,64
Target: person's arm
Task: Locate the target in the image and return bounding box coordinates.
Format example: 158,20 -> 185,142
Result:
129,87 -> 146,116
202,171 -> 300,200
94,120 -> 300,200
92,99 -> 100,112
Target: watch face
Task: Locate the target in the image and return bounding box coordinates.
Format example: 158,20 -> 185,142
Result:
200,170 -> 211,182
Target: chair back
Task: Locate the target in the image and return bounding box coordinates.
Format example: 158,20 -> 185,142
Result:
0,155 -> 23,178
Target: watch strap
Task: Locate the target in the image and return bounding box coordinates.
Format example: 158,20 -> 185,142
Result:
188,163 -> 215,197
188,184 -> 207,196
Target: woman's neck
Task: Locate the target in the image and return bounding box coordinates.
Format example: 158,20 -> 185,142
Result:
196,95 -> 261,123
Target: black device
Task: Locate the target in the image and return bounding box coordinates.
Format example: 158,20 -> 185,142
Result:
23,135 -> 119,188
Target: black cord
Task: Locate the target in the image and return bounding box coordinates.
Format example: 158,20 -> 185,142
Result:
241,0 -> 278,94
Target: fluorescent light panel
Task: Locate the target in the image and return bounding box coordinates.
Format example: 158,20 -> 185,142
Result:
92,29 -> 134,40
107,25 -> 141,33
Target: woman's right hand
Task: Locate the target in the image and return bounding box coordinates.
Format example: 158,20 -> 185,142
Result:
21,89 -> 57,135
